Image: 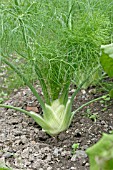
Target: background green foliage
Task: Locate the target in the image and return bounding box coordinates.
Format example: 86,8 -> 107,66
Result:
86,133 -> 113,170
100,44 -> 113,98
0,0 -> 113,98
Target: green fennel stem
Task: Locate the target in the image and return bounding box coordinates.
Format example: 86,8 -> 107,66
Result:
72,94 -> 109,115
71,66 -> 100,103
34,63 -> 50,105
0,104 -> 33,116
2,56 -> 45,111
0,94 -> 108,118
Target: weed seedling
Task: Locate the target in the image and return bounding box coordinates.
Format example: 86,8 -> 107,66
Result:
72,143 -> 79,154
84,109 -> 99,122
0,92 -> 8,104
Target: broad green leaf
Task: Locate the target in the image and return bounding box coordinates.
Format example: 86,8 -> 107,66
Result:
100,44 -> 113,77
86,133 -> 113,170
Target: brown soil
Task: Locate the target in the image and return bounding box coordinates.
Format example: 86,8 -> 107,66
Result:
0,86 -> 113,170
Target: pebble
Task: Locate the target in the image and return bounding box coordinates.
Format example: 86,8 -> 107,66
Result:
101,120 -> 106,125
46,154 -> 52,161
29,155 -> 34,162
81,90 -> 86,94
0,133 -> 6,142
71,155 -> 77,162
85,163 -> 90,167
61,151 -> 70,157
47,167 -> 52,170
104,124 -> 108,128
70,167 -> 77,170
53,148 -> 59,157
58,133 -> 66,141
0,157 -> 5,165
3,152 -> 14,158
88,89 -> 96,94
32,161 -> 41,168
71,150 -> 87,161
21,148 -> 29,159
81,159 -> 87,165
21,135 -> 27,144
74,129 -> 82,137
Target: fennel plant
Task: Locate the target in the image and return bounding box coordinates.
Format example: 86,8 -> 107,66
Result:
0,0 -> 109,135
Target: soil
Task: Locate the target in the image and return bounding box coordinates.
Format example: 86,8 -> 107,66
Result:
0,85 -> 113,170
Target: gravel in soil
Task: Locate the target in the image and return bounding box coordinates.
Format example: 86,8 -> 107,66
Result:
0,86 -> 113,170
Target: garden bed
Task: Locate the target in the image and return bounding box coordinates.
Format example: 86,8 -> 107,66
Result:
0,86 -> 113,170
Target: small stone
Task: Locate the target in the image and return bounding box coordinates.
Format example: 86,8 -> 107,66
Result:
25,161 -> 31,166
101,120 -> 106,125
71,150 -> 87,161
29,155 -> 34,162
32,161 -> 41,169
58,133 -> 66,141
3,152 -> 14,158
46,154 -> 52,161
21,148 -> 29,159
21,135 -> 27,144
88,89 -> 96,94
31,140 -> 36,145
61,151 -> 70,157
104,124 -> 108,128
14,89 -> 18,93
0,157 -> 5,165
85,163 -> 90,167
14,139 -> 21,145
71,155 -> 77,161
53,148 -> 59,157
70,167 -> 77,170
82,95 -> 86,99
34,153 -> 39,157
70,89 -> 75,94
61,151 -> 67,157
59,148 -> 63,152
81,90 -> 86,94
47,167 -> 52,170
38,131 -> 49,141
81,159 -> 87,165
74,129 -> 82,137
81,145 -> 88,150
0,133 -> 6,142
